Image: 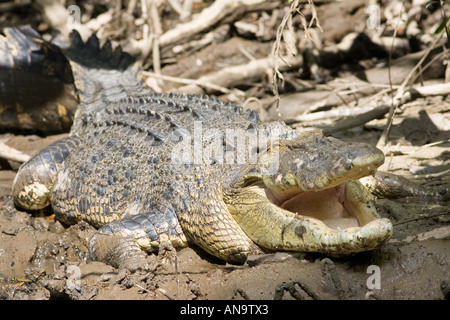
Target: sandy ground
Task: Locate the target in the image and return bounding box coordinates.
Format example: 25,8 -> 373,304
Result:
0,98 -> 449,300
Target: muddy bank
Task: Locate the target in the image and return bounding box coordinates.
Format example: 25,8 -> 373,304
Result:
0,177 -> 448,300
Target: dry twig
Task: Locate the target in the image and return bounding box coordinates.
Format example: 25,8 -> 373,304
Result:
159,0 -> 273,48
378,28 -> 447,146
0,142 -> 30,163
150,53 -> 302,95
272,0 -> 319,117
143,71 -> 236,94
149,0 -> 162,75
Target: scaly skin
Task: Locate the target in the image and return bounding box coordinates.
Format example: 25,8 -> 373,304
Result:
13,93 -> 393,269
9,28 -> 394,270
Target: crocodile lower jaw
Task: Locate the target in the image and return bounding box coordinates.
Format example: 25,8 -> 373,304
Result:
227,180 -> 393,255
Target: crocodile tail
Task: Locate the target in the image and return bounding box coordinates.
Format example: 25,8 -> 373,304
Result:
0,26 -> 78,132
58,30 -> 146,135
12,136 -> 82,210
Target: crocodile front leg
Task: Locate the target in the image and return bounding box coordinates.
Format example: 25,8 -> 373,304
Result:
89,202 -> 188,271
177,196 -> 262,264
89,196 -> 262,270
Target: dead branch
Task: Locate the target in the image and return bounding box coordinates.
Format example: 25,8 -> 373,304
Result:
159,54 -> 303,95
171,27 -> 219,54
399,82 -> 450,104
159,0 -> 277,49
156,288 -> 175,300
135,0 -> 151,63
291,104 -> 378,123
313,81 -> 450,134
321,104 -> 391,135
0,142 -> 31,163
361,171 -> 449,200
266,37 -> 447,122
149,0 -> 162,74
378,30 -> 448,147
143,71 -> 236,94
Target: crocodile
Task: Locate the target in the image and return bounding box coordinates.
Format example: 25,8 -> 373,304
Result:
8,27 -> 396,271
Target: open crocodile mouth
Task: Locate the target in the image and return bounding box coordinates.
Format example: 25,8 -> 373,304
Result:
227,176 -> 393,255
265,181 -> 371,231
226,132 -> 393,255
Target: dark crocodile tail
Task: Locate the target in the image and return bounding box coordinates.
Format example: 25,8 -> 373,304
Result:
0,26 -> 144,133
0,26 -> 79,133
12,136 -> 82,210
